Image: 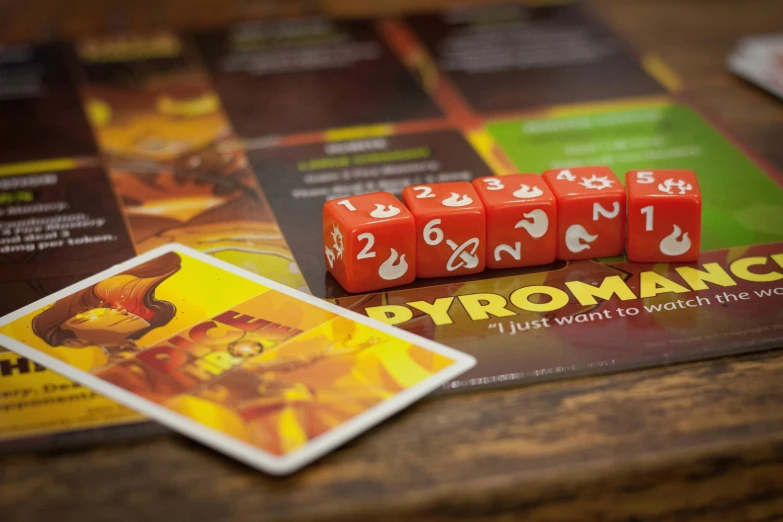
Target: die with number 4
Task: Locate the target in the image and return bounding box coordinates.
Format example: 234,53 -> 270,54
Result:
402,181 -> 486,278
542,166 -> 626,260
626,170 -> 701,262
323,192 -> 416,293
472,174 -> 557,269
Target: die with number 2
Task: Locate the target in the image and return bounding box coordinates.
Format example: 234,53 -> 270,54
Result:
402,181 -> 486,278
322,192 -> 416,293
542,166 -> 626,261
323,169 -> 702,294
472,174 -> 557,269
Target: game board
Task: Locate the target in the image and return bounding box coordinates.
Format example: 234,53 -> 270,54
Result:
1,1 -> 782,449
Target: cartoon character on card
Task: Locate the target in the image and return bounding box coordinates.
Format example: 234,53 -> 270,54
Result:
31,253 -> 181,365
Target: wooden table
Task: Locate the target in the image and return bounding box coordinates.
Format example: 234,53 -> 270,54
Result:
2,1 -> 783,520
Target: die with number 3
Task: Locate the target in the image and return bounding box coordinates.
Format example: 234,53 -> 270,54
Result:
472,174 -> 557,269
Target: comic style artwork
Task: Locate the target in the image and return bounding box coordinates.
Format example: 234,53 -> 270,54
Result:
77,32 -> 307,291
0,245 -> 474,472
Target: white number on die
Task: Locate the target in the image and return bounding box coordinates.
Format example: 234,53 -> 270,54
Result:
556,169 -> 576,182
636,172 -> 655,184
592,201 -> 620,221
423,219 -> 444,246
494,242 -> 521,262
412,186 -> 435,199
483,178 -> 505,191
357,233 -> 376,259
337,199 -> 356,211
641,205 -> 654,231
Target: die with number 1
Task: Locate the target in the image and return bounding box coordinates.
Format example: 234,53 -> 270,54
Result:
626,169 -> 701,262
323,192 -> 416,293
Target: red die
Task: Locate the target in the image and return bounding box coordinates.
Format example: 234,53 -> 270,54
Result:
472,174 -> 557,269
542,166 -> 626,260
401,181 -> 486,278
626,170 -> 701,262
323,192 -> 416,293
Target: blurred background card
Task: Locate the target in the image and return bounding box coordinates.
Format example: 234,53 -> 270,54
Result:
728,33 -> 783,100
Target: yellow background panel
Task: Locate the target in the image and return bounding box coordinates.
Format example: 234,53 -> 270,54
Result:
0,253 -> 268,372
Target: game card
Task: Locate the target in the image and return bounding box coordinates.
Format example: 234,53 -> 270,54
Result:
0,244 -> 475,474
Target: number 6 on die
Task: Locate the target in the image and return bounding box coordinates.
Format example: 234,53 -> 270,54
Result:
402,182 -> 486,278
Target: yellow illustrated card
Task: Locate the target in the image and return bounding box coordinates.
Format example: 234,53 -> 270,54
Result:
0,244 -> 474,474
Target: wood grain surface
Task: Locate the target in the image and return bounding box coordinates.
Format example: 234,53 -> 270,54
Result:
2,1 -> 783,521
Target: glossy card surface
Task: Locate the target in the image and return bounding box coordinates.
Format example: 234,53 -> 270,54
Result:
0,244 -> 475,474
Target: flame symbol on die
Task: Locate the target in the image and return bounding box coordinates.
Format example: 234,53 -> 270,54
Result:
370,204 -> 400,219
442,193 -> 473,207
378,249 -> 408,280
515,209 -> 548,238
512,184 -> 544,199
659,225 -> 692,256
565,224 -> 598,253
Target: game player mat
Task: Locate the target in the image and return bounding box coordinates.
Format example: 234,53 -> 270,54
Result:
1,1 -> 782,449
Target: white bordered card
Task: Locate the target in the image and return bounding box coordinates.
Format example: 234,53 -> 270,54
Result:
0,243 -> 475,475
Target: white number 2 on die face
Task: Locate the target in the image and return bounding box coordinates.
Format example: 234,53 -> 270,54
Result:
592,201 -> 620,221
412,186 -> 435,199
483,178 -> 504,191
641,205 -> 654,231
357,232 -> 376,259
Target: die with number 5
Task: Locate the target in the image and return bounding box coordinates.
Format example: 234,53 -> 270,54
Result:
626,169 -> 701,262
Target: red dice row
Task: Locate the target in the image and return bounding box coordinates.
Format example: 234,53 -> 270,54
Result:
324,167 -> 701,293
